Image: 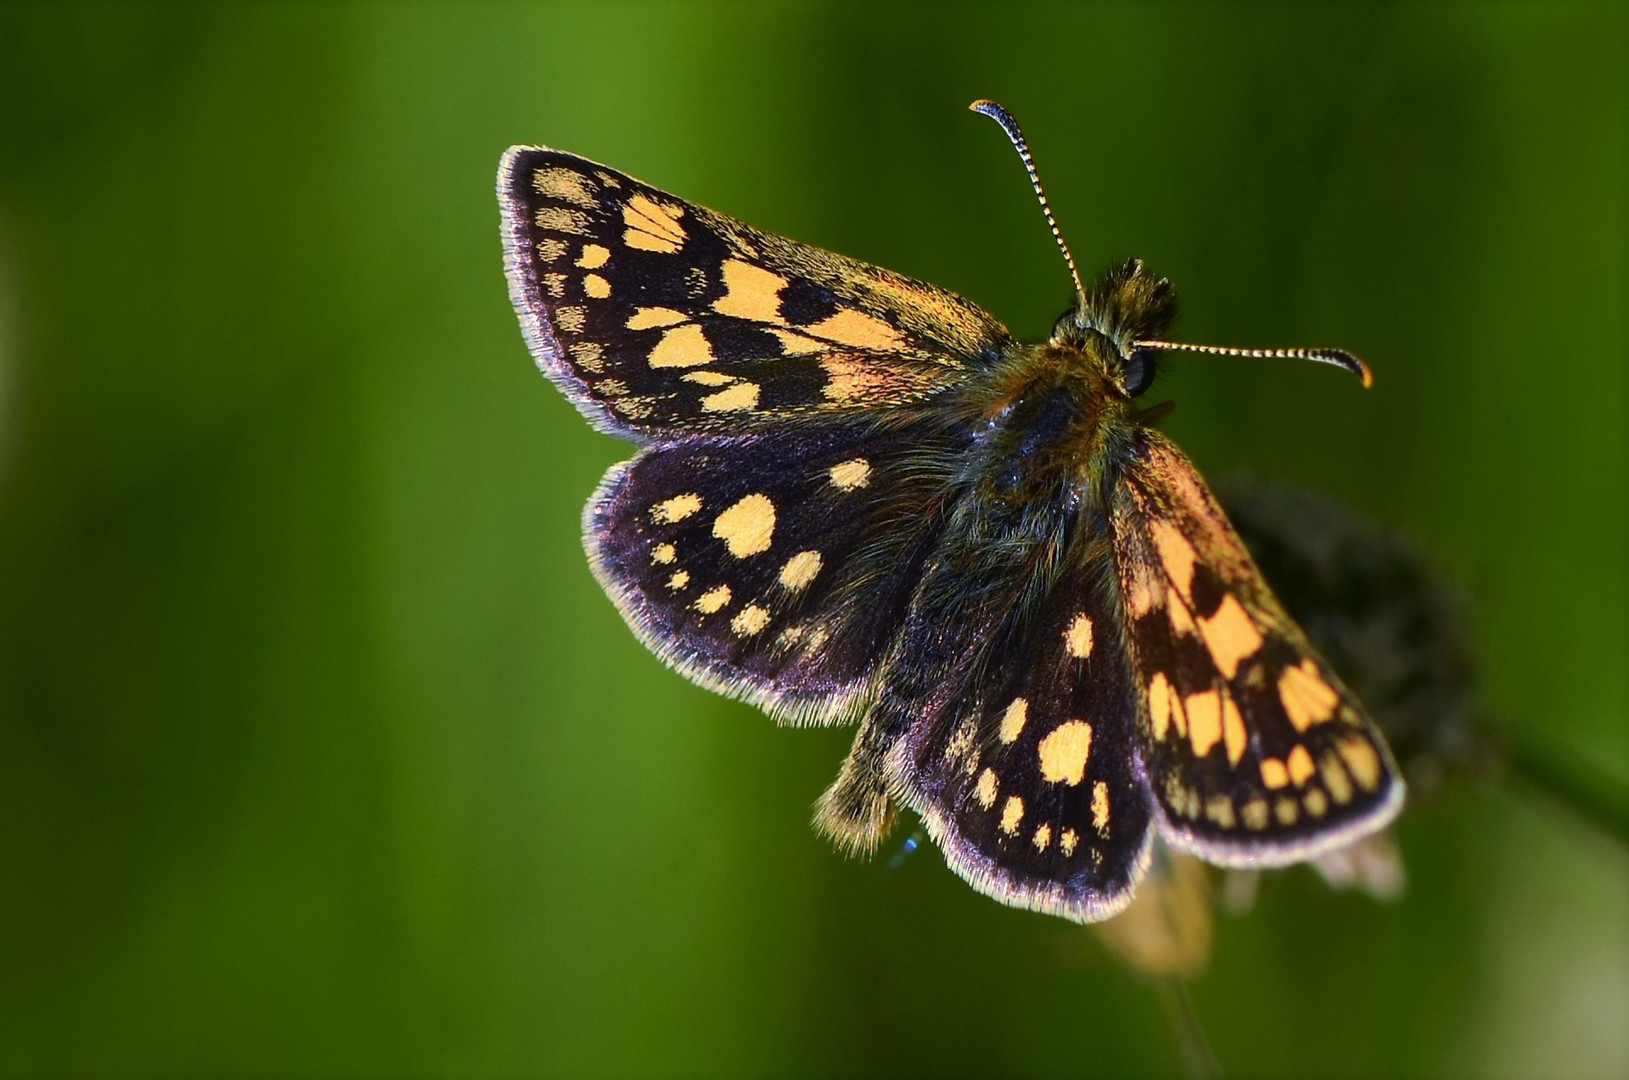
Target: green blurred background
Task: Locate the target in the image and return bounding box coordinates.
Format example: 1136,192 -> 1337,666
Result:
2,2 -> 1624,1076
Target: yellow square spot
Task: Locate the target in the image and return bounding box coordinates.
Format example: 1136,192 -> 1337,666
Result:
1279,659 -> 1340,731
1064,613 -> 1094,658
700,381 -> 760,412
1060,828 -> 1079,856
1241,798 -> 1269,830
828,458 -> 871,490
975,768 -> 998,809
649,323 -> 714,368
731,604 -> 770,636
651,493 -> 702,523
583,273 -> 611,299
1091,779 -> 1110,837
650,543 -> 677,565
998,697 -> 1028,744
778,550 -> 823,591
999,795 -> 1025,835
1037,720 -> 1093,786
1337,736 -> 1383,792
1260,757 -> 1289,790
713,493 -> 776,557
693,585 -> 731,614
1184,689 -> 1223,758
712,259 -> 788,323
576,243 -> 610,268
1286,744 -> 1317,787
1032,823 -> 1052,852
1198,594 -> 1263,680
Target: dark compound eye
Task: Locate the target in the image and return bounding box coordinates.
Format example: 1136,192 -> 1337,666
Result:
1122,347 -> 1159,397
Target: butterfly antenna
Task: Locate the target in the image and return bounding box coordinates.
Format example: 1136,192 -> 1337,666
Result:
970,99 -> 1089,309
1132,339 -> 1375,389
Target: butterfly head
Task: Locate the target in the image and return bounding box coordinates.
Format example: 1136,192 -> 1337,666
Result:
1051,259 -> 1179,399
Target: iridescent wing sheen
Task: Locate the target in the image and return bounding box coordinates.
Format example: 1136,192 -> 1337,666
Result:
1111,430 -> 1404,864
499,148 -> 1014,438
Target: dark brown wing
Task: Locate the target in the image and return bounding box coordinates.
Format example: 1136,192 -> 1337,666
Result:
499,148 -> 1015,437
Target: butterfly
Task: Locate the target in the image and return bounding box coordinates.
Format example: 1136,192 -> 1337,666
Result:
497,100 -> 1404,923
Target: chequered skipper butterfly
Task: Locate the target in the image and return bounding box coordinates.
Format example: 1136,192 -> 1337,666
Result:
498,101 -> 1403,922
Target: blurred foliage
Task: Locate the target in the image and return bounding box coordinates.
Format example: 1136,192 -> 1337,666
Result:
0,2 -> 1624,1077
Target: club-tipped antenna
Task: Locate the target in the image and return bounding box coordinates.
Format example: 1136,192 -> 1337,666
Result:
1132,339 -> 1374,388
970,99 -> 1088,308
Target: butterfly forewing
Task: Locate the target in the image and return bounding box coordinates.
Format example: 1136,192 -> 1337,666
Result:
499,148 -> 1015,437
1111,431 -> 1404,863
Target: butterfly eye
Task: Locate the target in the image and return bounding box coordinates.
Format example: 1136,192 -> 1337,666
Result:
1122,347 -> 1159,397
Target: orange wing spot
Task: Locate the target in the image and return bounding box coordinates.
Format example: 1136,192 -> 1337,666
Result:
1286,745 -> 1317,787
693,584 -> 732,614
805,307 -> 907,351
650,493 -> 702,523
1037,720 -> 1093,786
1032,823 -> 1053,852
730,604 -> 770,637
1278,659 -> 1341,731
1126,570 -> 1162,618
778,550 -> 823,591
570,341 -> 605,371
975,768 -> 999,809
534,206 -> 593,236
554,305 -> 586,334
828,458 -> 871,490
1198,594 -> 1263,679
533,166 -> 598,208
1241,798 -> 1270,830
1184,689 -> 1223,758
1205,796 -> 1236,829
583,273 -> 611,298
820,355 -> 902,403
627,306 -> 688,330
1321,753 -> 1354,804
681,370 -> 735,386
622,193 -> 685,253
999,795 -> 1025,835
712,259 -> 788,323
666,570 -> 690,591
1091,780 -> 1110,837
1064,613 -> 1094,658
1303,789 -> 1329,818
770,328 -> 826,355
1059,828 -> 1079,856
998,697 -> 1028,744
650,543 -> 676,565
1260,757 -> 1290,790
1150,520 -> 1198,602
576,243 -> 611,268
1222,694 -> 1247,765
648,323 -> 714,368
712,493 -> 776,557
700,381 -> 760,412
1337,737 -> 1384,792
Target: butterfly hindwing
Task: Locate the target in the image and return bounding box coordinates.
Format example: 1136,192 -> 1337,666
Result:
586,418 -> 968,725
1111,431 -> 1404,864
499,148 -> 1015,437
